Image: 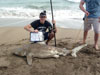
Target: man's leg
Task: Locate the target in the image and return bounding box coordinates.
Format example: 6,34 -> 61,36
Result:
46,32 -> 54,45
94,33 -> 99,50
83,30 -> 88,44
83,18 -> 91,44
93,18 -> 100,50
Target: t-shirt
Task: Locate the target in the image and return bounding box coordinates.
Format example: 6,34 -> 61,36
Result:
83,0 -> 100,18
30,20 -> 52,33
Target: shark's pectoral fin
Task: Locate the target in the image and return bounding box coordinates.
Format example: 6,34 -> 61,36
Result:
27,53 -> 33,65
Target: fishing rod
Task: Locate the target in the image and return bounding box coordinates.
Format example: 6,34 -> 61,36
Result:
50,0 -> 57,47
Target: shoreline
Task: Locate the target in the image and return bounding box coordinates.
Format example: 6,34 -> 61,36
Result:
0,18 -> 83,29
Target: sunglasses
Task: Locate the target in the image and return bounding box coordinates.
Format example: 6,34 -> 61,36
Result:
40,16 -> 46,18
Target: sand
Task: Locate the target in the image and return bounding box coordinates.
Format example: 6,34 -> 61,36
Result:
0,27 -> 100,75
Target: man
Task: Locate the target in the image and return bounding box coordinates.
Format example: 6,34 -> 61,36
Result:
79,0 -> 100,50
24,11 -> 57,45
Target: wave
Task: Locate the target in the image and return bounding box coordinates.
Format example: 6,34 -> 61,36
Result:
0,7 -> 84,19
67,0 -> 80,3
0,7 -> 41,18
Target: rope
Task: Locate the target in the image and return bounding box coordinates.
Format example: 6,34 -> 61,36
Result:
74,25 -> 83,43
73,17 -> 88,48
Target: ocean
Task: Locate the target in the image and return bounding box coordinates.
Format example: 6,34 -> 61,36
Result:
0,0 -> 84,29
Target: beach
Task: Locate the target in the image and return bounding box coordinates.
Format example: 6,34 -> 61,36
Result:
0,0 -> 100,75
0,26 -> 100,75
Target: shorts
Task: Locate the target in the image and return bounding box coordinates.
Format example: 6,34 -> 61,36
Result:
84,18 -> 100,33
44,32 -> 49,40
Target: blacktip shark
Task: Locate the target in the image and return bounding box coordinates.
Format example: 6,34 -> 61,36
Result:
14,43 -> 87,65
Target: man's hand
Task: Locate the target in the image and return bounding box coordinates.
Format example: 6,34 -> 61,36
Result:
52,28 -> 56,33
52,20 -> 57,33
52,20 -> 56,25
34,29 -> 39,33
84,11 -> 90,17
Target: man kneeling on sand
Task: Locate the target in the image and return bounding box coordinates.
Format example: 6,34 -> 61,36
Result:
24,11 -> 57,45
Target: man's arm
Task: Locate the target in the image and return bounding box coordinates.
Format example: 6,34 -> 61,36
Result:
79,0 -> 89,16
24,24 -> 38,32
24,24 -> 33,32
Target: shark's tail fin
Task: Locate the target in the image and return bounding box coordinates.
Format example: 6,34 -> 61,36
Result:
71,44 -> 87,57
